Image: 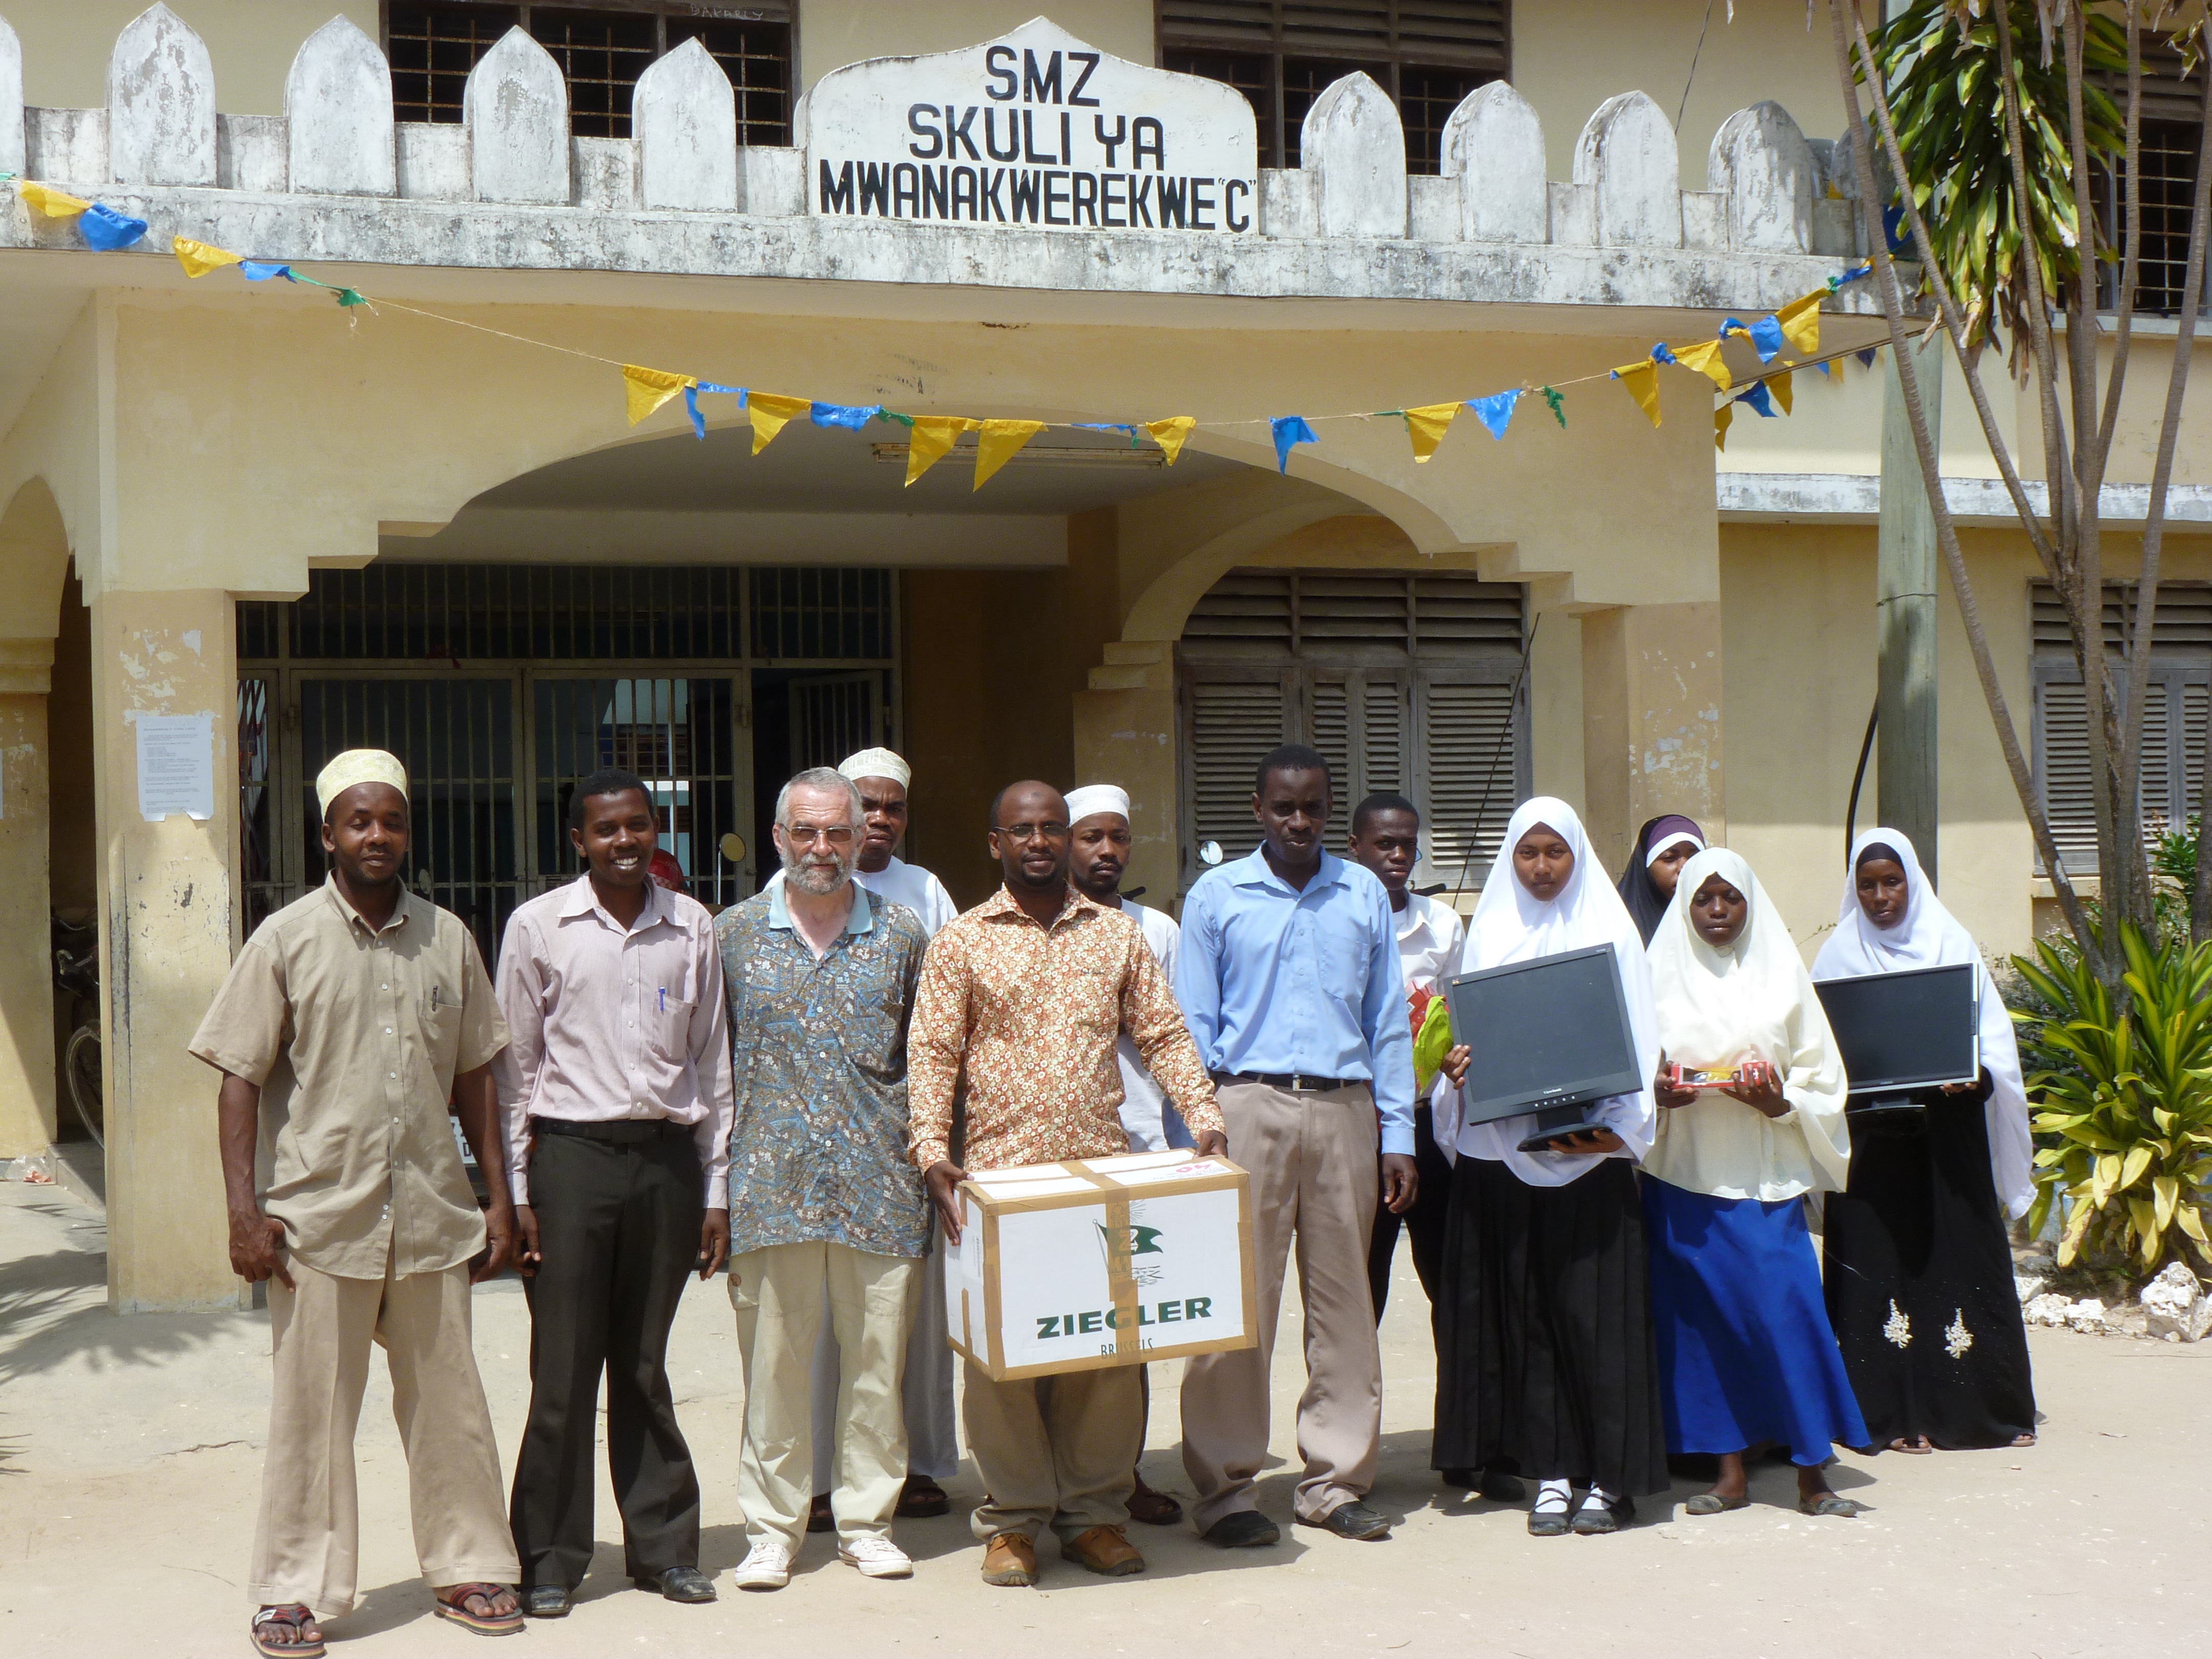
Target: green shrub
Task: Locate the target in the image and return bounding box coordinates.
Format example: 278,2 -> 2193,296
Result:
2009,920 -> 2212,1273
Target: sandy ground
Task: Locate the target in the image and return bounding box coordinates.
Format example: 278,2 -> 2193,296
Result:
2,1177 -> 2207,1659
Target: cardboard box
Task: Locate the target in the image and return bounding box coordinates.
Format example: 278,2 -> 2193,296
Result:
946,1149 -> 1257,1381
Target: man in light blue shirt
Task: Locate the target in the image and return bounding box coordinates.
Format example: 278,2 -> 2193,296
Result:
1175,745 -> 1415,1548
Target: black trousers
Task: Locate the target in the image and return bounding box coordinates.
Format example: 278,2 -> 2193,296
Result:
1367,1103 -> 1455,1323
511,1125 -> 705,1589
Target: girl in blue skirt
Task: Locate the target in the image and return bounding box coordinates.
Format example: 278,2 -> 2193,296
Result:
1643,847 -> 1870,1517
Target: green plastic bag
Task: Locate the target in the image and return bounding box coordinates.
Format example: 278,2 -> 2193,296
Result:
1412,991 -> 1454,1094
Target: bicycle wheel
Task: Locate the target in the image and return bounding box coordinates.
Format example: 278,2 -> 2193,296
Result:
63,1024 -> 104,1151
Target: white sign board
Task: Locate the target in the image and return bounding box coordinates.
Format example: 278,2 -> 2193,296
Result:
135,713 -> 215,822
947,1149 -> 1256,1381
803,17 -> 1259,234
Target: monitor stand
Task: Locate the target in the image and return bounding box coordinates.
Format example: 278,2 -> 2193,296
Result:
1851,1092 -> 1926,1120
1514,1101 -> 1611,1155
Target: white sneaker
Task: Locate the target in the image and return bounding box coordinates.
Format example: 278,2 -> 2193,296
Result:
731,1540 -> 792,1591
838,1537 -> 913,1579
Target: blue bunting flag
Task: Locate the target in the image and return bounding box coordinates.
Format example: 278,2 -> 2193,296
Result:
686,381 -> 747,440
1465,390 -> 1521,442
1271,415 -> 1317,473
80,203 -> 148,251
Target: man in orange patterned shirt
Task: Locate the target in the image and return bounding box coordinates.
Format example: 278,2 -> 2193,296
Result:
909,780 -> 1225,1590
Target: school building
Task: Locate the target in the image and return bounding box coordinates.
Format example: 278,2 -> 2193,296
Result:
2,0 -> 2207,1309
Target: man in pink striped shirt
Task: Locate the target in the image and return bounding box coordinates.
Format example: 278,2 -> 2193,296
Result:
495,767 -> 736,1618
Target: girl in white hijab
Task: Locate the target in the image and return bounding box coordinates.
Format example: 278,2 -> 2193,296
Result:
1429,798 -> 1667,1537
1812,830 -> 2037,1454
1642,847 -> 1868,1517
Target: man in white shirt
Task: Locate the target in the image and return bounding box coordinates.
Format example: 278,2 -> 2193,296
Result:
1066,782 -> 1191,1528
1346,792 -> 1514,1501
1347,793 -> 1462,1322
770,748 -> 960,1525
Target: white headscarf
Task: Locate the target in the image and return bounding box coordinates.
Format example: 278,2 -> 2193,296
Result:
1813,828 -> 2034,1218
1437,796 -> 1660,1185
1644,847 -> 1851,1201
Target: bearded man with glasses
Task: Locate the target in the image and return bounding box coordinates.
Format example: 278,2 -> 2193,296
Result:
714,768 -> 934,1590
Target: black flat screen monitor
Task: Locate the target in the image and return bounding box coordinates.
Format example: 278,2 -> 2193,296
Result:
1443,944 -> 1645,1145
1813,961 -> 1980,1096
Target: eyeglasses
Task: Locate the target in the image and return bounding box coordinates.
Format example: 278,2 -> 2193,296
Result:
994,821 -> 1070,844
782,824 -> 856,847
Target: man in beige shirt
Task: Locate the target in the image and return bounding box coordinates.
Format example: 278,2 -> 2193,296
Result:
496,766 -> 734,1616
189,750 -> 522,1657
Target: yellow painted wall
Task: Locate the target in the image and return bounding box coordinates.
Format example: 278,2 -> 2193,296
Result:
1515,0 -> 1843,179
7,1 -> 381,115
798,1 -> 1156,91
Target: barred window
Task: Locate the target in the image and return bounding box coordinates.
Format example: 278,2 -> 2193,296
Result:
1160,2 -> 1510,174
2092,38 -> 2208,315
385,0 -> 793,144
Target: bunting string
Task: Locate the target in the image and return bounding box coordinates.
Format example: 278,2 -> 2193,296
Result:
11,174 -> 1882,488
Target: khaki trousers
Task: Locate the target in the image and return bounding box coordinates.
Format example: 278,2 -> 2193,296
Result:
250,1254 -> 517,1614
729,1242 -> 920,1550
962,1360 -> 1143,1545
810,1223 -> 959,1485
1180,1081 -> 1382,1528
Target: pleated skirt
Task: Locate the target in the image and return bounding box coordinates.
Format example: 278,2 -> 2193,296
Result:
1642,1178 -> 1869,1465
1822,1096 -> 2036,1449
1433,1157 -> 1668,1496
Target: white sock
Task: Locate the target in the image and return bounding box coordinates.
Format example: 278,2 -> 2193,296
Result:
1535,1478 -> 1572,1515
1581,1484 -> 1619,1511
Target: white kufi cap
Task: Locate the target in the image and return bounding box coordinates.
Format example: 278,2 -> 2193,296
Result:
838,747 -> 911,788
1064,784 -> 1131,824
316,749 -> 409,819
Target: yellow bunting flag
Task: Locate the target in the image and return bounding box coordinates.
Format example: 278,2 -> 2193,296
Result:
1403,402 -> 1459,463
747,392 -> 811,455
1766,370 -> 1792,416
1776,291 -> 1822,357
17,181 -> 90,218
1144,416 -> 1196,465
1613,361 -> 1661,429
905,416 -> 972,486
974,419 -> 1046,490
1673,339 -> 1734,393
622,364 -> 694,426
1714,400 -> 1733,452
173,237 -> 244,279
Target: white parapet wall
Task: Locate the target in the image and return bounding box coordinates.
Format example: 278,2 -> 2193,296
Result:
0,8 -> 1874,310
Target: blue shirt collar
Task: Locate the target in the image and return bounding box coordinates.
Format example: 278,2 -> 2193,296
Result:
1227,846 -> 1349,897
767,879 -> 876,937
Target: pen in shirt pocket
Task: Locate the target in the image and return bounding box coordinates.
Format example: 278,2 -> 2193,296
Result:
659,987 -> 667,1012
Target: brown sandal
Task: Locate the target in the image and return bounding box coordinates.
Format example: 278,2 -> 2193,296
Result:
252,1605 -> 326,1657
434,1584 -> 525,1637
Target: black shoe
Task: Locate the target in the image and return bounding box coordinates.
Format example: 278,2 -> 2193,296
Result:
1438,1466 -> 1478,1490
1296,1500 -> 1392,1541
1479,1469 -> 1526,1503
1199,1509 -> 1281,1548
523,1586 -> 571,1619
1571,1496 -> 1635,1536
1527,1507 -> 1571,1537
807,1494 -> 836,1534
633,1566 -> 718,1603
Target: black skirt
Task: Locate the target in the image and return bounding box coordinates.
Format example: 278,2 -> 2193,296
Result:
1433,1157 -> 1668,1496
1821,1078 -> 2036,1450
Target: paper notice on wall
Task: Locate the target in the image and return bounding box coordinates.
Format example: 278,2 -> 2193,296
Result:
136,714 -> 215,821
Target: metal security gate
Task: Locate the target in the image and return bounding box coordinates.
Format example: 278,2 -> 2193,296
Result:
239,563 -> 899,962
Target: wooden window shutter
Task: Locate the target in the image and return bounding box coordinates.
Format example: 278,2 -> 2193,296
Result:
1421,678 -> 1521,888
1184,676 -> 1291,866
2034,677 -> 2099,874
1360,675 -> 1409,797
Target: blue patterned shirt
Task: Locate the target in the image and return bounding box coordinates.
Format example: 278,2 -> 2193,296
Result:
715,882 -> 931,1259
